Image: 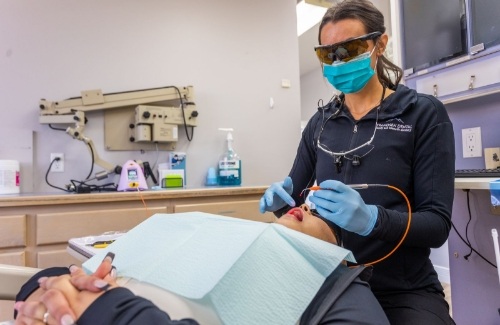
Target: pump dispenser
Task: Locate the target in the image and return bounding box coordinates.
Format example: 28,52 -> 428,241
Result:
218,128 -> 242,186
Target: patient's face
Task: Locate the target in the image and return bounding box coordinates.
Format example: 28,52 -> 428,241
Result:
275,204 -> 337,245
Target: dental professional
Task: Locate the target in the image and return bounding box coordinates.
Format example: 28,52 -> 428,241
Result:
260,0 -> 455,324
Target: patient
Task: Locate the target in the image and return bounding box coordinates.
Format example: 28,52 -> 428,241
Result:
14,205 -> 390,325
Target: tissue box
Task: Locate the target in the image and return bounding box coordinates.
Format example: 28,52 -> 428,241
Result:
169,152 -> 186,183
169,152 -> 186,169
160,170 -> 185,188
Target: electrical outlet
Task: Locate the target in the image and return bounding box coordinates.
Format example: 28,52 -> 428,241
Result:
462,127 -> 482,158
50,153 -> 64,172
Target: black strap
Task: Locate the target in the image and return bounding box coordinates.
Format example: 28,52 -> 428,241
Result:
301,265 -> 367,325
142,161 -> 158,185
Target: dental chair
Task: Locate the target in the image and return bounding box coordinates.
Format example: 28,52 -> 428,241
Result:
0,263 -> 222,325
0,264 -> 39,301
0,264 -> 39,324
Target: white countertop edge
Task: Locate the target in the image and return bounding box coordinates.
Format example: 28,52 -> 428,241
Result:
455,178 -> 500,190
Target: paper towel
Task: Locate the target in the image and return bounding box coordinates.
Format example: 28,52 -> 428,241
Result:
84,212 -> 355,325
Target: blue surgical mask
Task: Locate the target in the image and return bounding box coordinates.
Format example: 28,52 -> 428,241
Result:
323,49 -> 376,94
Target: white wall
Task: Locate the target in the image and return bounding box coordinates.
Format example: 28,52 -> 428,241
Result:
0,0 -> 302,192
300,67 -> 333,121
430,241 -> 450,283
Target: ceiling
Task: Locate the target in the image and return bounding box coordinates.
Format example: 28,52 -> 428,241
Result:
298,0 -> 392,76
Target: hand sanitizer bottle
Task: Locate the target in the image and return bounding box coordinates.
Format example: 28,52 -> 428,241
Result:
218,128 -> 242,186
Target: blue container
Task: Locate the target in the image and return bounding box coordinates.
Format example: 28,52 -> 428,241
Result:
490,180 -> 500,206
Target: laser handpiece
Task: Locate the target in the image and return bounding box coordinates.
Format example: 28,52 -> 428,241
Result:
300,184 -> 368,197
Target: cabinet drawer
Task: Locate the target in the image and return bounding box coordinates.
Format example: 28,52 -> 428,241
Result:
36,207 -> 166,245
174,200 -> 276,222
0,215 -> 26,248
416,54 -> 500,98
37,249 -> 81,269
0,251 -> 25,266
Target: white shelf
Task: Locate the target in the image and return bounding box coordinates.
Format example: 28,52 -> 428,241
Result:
455,177 -> 499,190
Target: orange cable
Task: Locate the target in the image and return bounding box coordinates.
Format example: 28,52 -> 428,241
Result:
136,187 -> 150,213
363,185 -> 411,266
303,183 -> 412,266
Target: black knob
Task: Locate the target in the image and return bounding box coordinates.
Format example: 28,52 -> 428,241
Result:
129,124 -> 135,129
190,110 -> 199,118
129,136 -> 135,142
143,111 -> 151,118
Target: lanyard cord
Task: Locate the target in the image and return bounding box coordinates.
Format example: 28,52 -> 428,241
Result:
316,86 -> 386,159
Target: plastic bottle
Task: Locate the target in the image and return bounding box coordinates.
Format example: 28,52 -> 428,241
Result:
218,128 -> 242,186
205,167 -> 218,186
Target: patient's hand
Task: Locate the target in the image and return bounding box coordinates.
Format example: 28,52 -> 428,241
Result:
43,269 -> 118,318
68,261 -> 117,293
14,274 -> 78,325
15,265 -> 119,325
21,252 -> 115,302
15,252 -> 117,324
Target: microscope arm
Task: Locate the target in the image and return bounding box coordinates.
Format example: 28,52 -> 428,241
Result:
39,86 -> 194,116
39,86 -> 194,178
81,136 -> 122,178
63,111 -> 121,178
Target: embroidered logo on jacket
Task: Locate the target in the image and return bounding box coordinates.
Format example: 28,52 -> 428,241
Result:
376,118 -> 412,132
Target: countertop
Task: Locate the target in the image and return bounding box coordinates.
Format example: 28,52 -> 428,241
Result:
454,178 -> 499,190
0,186 -> 268,207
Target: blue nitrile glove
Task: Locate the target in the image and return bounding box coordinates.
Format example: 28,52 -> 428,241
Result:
309,180 -> 378,236
259,177 -> 295,213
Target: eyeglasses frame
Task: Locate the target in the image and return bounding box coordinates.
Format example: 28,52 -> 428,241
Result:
314,31 -> 382,64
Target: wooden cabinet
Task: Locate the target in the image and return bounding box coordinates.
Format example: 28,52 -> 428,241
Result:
0,186 -> 268,268
0,215 -> 26,249
0,251 -> 25,266
173,200 -> 275,222
35,207 -> 164,245
0,214 -> 27,266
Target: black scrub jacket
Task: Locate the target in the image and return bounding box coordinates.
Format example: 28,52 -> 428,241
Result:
283,84 -> 455,294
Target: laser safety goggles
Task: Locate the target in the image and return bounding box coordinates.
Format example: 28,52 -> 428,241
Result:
314,31 -> 382,65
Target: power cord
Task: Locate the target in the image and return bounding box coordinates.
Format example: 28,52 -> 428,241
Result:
45,157 -> 72,193
49,124 -> 66,131
46,157 -> 117,193
170,85 -> 195,141
84,142 -> 95,181
68,179 -> 117,193
463,189 -> 473,260
451,189 -> 497,268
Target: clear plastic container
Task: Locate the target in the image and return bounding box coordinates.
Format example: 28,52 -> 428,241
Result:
218,128 -> 241,186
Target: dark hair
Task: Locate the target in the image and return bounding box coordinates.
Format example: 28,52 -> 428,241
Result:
318,0 -> 403,89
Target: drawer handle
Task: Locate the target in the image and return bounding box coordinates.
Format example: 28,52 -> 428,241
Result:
218,210 -> 236,215
469,75 -> 476,90
433,84 -> 438,97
